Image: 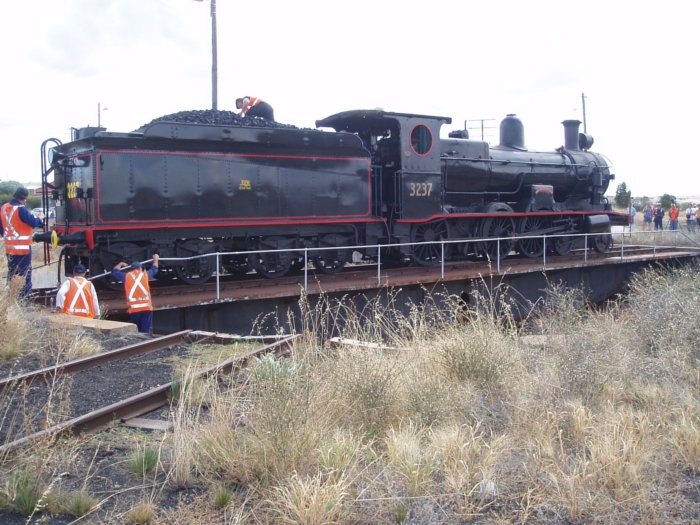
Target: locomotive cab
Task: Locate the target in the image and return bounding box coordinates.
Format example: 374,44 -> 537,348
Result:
316,110 -> 451,221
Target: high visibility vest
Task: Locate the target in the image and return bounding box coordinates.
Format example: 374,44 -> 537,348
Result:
124,269 -> 153,314
1,203 -> 34,255
241,96 -> 262,114
62,276 -> 97,318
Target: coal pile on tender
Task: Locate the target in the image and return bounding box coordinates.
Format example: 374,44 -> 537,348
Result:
135,109 -> 299,132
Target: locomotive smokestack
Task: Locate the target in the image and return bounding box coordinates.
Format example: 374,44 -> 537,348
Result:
562,119 -> 581,151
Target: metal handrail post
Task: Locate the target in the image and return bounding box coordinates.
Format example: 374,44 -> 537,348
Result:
584,234 -> 588,264
215,253 -> 220,301
304,248 -> 308,292
496,238 -> 501,273
377,246 -> 381,285
543,236 -> 547,269
441,242 -> 445,279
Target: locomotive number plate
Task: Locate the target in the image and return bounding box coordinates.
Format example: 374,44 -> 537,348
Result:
408,182 -> 433,197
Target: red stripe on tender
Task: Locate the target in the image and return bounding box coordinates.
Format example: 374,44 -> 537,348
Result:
58,217 -> 386,236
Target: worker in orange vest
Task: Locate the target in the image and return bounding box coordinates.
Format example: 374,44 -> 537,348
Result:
55,263 -> 100,318
235,96 -> 275,121
111,254 -> 159,334
1,187 -> 45,297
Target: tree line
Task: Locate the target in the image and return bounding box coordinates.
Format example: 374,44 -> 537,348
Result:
0,180 -> 42,208
614,182 -> 678,210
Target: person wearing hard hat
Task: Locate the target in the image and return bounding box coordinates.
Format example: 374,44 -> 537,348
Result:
55,263 -> 101,318
111,254 -> 159,334
235,96 -> 275,121
0,186 -> 45,297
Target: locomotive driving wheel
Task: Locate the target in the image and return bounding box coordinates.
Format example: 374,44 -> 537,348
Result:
174,239 -> 215,285
478,215 -> 515,260
411,220 -> 450,265
592,233 -> 613,253
550,235 -> 574,256
451,219 -> 473,259
518,216 -> 549,258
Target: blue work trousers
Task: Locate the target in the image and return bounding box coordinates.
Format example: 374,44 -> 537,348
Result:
130,311 -> 154,334
6,253 -> 33,297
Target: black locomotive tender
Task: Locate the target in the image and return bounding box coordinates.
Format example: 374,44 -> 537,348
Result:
39,108 -> 626,286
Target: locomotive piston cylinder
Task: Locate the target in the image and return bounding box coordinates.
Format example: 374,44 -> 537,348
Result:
585,214 -> 610,233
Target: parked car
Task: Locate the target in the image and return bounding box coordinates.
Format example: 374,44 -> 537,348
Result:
31,207 -> 56,221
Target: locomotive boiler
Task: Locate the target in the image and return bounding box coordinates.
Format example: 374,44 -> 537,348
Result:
37,108 -> 625,286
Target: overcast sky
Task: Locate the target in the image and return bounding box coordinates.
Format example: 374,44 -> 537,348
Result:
0,0 -> 696,199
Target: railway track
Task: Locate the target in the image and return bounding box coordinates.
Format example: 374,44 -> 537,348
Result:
0,334 -> 298,454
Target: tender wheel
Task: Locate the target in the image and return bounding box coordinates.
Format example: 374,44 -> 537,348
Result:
518,216 -> 548,258
248,251 -> 292,278
289,256 -> 307,273
174,239 -> 214,285
90,257 -> 124,291
248,237 -> 295,278
312,234 -> 352,274
479,216 -> 515,259
411,220 -> 450,265
312,251 -> 351,274
222,255 -> 250,276
94,242 -> 143,290
593,233 -> 613,253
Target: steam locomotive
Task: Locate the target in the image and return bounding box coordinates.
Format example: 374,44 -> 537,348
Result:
37,108 -> 625,285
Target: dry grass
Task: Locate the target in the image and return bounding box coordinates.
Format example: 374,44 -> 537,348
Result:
157,272 -> 700,523
0,279 -> 31,360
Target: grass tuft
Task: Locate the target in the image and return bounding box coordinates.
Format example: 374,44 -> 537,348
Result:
64,489 -> 98,517
126,500 -> 156,524
129,445 -> 159,476
212,485 -> 232,510
267,471 -> 348,525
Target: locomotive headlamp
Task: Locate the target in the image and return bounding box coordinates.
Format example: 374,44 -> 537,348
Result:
49,149 -> 66,165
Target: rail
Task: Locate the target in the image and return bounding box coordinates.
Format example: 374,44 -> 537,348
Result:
0,334 -> 299,454
0,330 -> 192,393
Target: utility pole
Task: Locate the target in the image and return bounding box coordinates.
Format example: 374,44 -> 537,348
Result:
194,0 -> 218,110
210,0 -> 218,110
581,92 -> 587,133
